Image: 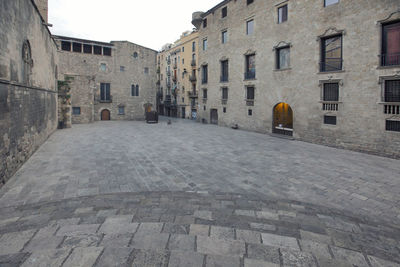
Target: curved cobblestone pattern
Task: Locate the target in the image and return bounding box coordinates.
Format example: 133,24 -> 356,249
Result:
0,192 -> 399,266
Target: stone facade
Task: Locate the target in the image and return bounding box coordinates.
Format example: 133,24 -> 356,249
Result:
158,31 -> 199,119
54,36 -> 157,123
194,0 -> 400,158
0,0 -> 58,185
33,0 -> 48,23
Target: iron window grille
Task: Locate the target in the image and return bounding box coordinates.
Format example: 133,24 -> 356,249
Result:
61,41 -> 71,51
386,120 -> 400,132
384,80 -> 400,102
324,115 -> 337,125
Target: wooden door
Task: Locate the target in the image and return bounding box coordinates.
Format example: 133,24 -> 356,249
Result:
101,109 -> 110,120
210,109 -> 218,125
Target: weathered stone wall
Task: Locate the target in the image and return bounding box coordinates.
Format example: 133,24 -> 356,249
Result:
55,38 -> 157,122
0,0 -> 58,184
196,0 -> 400,158
33,0 -> 48,23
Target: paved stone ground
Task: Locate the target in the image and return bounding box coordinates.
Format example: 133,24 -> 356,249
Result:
0,117 -> 399,266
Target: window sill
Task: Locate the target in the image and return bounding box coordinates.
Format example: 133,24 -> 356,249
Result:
244,78 -> 256,81
377,102 -> 400,105
317,70 -> 345,74
319,101 -> 342,103
274,68 -> 291,72
376,65 -> 400,70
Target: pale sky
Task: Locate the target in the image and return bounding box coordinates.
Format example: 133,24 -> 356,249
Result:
48,0 -> 221,51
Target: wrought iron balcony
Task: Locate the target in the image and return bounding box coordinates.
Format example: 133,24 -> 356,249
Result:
189,75 -> 197,82
381,53 -> 400,67
188,91 -> 198,98
244,71 -> 256,80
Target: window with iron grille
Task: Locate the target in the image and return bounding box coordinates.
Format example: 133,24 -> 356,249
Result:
386,120 -> 400,132
321,35 -> 342,72
276,47 -> 290,69
323,83 -> 339,101
324,115 -> 337,125
278,5 -> 288,24
221,60 -> 229,82
382,21 -> 400,66
222,7 -> 227,18
384,80 -> 400,102
222,87 -> 228,100
72,43 -> 82,53
247,86 -> 255,100
83,44 -> 92,54
100,83 -> 111,101
202,65 -> 208,84
61,41 -> 71,51
103,47 -> 112,56
72,107 -> 81,115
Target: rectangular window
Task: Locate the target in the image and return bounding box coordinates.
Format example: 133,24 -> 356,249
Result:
100,83 -> 111,101
223,107 -> 227,113
182,47 -> 185,52
192,41 -> 196,52
324,115 -> 337,125
100,63 -> 106,72
222,87 -> 228,100
221,60 -> 229,82
120,66 -> 125,72
61,41 -> 71,51
131,85 -> 139,96
324,0 -> 339,7
248,109 -> 253,116
144,67 -> 149,74
247,0 -> 254,5
202,65 -> 208,84
278,5 -> 288,24
203,39 -> 208,51
386,120 -> 400,132
276,47 -> 290,69
382,21 -> 400,66
222,6 -> 227,18
385,80 -> 400,102
103,47 -> 112,56
247,86 -> 255,100
72,42 -> 82,53
118,106 -> 125,115
245,54 -> 256,79
72,107 -> 81,115
247,19 -> 254,35
94,45 -> 102,55
203,18 -> 207,28
203,89 -> 208,99
83,44 -> 92,54
321,35 -> 342,72
222,30 -> 228,44
323,83 -> 339,101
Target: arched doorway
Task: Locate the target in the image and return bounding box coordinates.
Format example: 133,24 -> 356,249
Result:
101,109 -> 110,121
273,103 -> 293,136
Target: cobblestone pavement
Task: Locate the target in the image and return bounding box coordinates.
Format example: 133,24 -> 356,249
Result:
0,118 -> 399,266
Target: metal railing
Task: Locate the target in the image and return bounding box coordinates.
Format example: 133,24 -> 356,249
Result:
244,71 -> 256,80
381,53 -> 400,67
384,104 -> 400,115
96,95 -> 112,103
322,102 -> 339,111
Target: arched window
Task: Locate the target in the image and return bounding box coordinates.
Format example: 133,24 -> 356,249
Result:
22,40 -> 33,85
133,52 -> 138,59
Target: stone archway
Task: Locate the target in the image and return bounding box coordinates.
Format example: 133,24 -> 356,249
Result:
101,109 -> 110,121
272,102 -> 293,136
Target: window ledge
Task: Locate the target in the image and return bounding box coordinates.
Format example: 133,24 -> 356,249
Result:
377,102 -> 400,105
377,65 -> 400,70
318,70 -> 345,74
319,101 -> 342,103
244,78 -> 257,81
274,68 -> 291,72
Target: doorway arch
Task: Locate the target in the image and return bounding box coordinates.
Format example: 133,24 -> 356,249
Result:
101,109 -> 111,121
272,103 -> 293,136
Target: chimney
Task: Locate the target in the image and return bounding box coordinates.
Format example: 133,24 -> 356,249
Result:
33,0 -> 48,23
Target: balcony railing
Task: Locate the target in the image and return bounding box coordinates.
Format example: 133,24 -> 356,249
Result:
189,91 -> 198,98
220,76 -> 229,82
244,71 -> 256,80
95,95 -> 112,103
246,99 -> 254,106
381,53 -> 400,67
221,99 -> 227,105
191,59 -> 196,67
189,75 -> 197,82
322,102 -> 339,111
384,104 -> 400,115
320,59 -> 343,72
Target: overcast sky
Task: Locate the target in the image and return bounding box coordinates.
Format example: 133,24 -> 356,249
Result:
48,0 -> 221,51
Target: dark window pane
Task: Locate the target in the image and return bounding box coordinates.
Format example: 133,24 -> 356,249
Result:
202,65 -> 208,84
72,42 -> 82,53
245,54 -> 256,79
247,87 -> 255,100
247,0 -> 254,5
203,18 -> 207,28
321,35 -> 342,72
61,41 -> 71,51
103,47 -> 112,56
94,45 -> 102,55
386,120 -> 400,132
203,89 -> 207,99
83,44 -> 92,54
222,87 -> 228,99
221,60 -> 229,82
222,7 -> 227,18
323,83 -> 339,101
382,22 -> 400,66
385,80 -> 400,102
324,115 -> 337,125
72,107 -> 80,115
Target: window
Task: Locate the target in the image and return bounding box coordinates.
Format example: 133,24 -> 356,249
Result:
245,54 -> 256,79
103,47 -> 112,56
324,115 -> 337,125
203,39 -> 208,51
83,44 -> 92,54
247,86 -> 255,100
381,21 -> 400,66
278,5 -> 288,24
133,52 -> 138,58
182,47 -> 185,52
132,84 -> 139,96
192,42 -> 196,52
72,42 -> 82,53
386,120 -> 400,132
324,0 -> 339,7
100,63 -> 106,72
223,107 -> 227,113
247,19 -> 254,35
247,0 -> 254,5
222,30 -> 228,44
323,83 -> 339,101
203,18 -> 207,28
384,80 -> 400,102
118,106 -> 125,115
100,83 -> 111,101
222,6 -> 227,18
248,109 -> 253,116
321,35 -> 342,72
276,47 -> 290,69
94,45 -> 102,55
202,65 -> 208,84
61,41 -> 71,51
72,107 -> 81,115
144,67 -> 149,74
204,106 -> 206,111
203,89 -> 208,99
182,97 -> 185,103
221,60 -> 229,82
120,66 -> 125,72
222,87 -> 228,100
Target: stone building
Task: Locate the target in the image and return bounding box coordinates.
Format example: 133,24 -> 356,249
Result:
193,0 -> 400,158
0,0 -> 58,184
158,31 -> 199,119
54,36 -> 157,123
